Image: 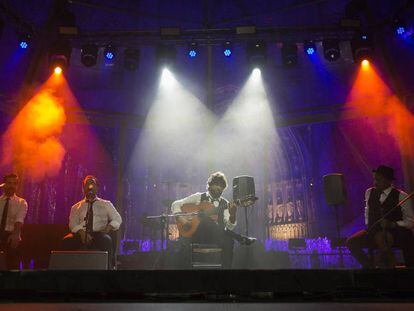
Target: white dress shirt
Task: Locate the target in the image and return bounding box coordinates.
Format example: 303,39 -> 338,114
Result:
0,194 -> 28,232
364,186 -> 414,229
171,192 -> 236,230
69,197 -> 122,233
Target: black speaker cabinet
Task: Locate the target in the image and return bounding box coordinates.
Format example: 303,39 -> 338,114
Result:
323,173 -> 347,205
233,175 -> 256,203
48,251 -> 108,270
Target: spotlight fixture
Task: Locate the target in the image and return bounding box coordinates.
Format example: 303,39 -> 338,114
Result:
81,44 -> 98,67
123,48 -> 140,70
223,41 -> 232,57
188,42 -> 198,58
351,32 -> 374,63
18,33 -> 31,49
322,39 -> 341,61
104,45 -> 116,60
48,39 -> 72,73
281,42 -> 298,67
393,18 -> 406,36
304,41 -> 316,55
246,41 -> 267,69
156,44 -> 176,67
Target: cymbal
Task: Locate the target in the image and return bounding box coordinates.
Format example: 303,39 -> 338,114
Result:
162,199 -> 174,207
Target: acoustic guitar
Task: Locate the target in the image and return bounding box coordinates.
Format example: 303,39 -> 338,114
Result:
176,201 -> 232,238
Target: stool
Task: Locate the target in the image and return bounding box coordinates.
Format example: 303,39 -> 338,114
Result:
48,250 -> 108,270
190,243 -> 223,269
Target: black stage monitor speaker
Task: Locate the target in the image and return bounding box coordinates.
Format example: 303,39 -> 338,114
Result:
49,251 -> 108,270
233,175 -> 256,205
323,173 -> 347,205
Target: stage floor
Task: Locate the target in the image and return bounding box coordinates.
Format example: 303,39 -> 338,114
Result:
0,269 -> 413,303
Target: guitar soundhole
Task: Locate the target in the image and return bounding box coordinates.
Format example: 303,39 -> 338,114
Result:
183,223 -> 191,231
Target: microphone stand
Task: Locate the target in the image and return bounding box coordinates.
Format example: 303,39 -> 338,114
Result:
83,197 -> 94,249
146,212 -> 198,269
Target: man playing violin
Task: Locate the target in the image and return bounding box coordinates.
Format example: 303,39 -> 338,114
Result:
172,171 -> 255,268
346,165 -> 414,268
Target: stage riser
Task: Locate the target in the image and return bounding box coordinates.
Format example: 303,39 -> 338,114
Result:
0,269 -> 413,301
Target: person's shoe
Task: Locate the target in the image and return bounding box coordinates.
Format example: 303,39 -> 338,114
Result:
239,236 -> 257,246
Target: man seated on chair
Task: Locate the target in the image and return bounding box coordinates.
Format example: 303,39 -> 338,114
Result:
172,171 -> 255,269
0,173 -> 28,269
62,175 -> 122,268
346,165 -> 414,268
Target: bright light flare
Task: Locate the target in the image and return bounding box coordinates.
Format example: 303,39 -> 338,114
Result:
54,66 -> 62,75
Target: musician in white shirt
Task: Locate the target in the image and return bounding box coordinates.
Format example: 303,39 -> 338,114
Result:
346,165 -> 414,268
0,173 -> 28,269
62,175 -> 122,268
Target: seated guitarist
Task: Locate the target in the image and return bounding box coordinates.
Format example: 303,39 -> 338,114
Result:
172,171 -> 255,269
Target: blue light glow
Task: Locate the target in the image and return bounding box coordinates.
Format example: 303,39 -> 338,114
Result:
19,41 -> 28,49
188,50 -> 197,58
224,48 -> 232,57
306,47 -> 315,55
397,26 -> 406,35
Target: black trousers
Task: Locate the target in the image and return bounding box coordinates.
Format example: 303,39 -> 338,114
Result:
346,226 -> 414,268
179,219 -> 235,269
62,231 -> 114,267
0,231 -> 21,269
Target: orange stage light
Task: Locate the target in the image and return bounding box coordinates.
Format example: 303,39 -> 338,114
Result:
54,66 -> 63,75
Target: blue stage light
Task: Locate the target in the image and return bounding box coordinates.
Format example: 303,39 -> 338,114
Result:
18,34 -> 31,49
223,41 -> 232,57
104,45 -> 116,61
396,26 -> 406,35
19,41 -> 28,49
306,47 -> 315,55
188,49 -> 197,58
304,41 -> 316,56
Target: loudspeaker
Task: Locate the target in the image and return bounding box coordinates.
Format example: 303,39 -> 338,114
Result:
323,173 -> 347,205
48,251 -> 108,270
233,175 -> 256,203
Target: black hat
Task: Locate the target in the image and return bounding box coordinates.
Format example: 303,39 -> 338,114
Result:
372,165 -> 395,181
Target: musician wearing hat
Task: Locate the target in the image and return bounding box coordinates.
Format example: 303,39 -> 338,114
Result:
346,165 -> 414,268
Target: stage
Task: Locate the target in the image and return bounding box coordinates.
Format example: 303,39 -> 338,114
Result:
0,269 -> 413,303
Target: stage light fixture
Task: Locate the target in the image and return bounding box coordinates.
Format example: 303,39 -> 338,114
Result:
393,18 -> 406,36
54,66 -> 63,75
304,41 -> 316,55
156,44 -> 176,67
351,32 -> 374,63
223,41 -> 232,57
123,48 -> 140,70
188,42 -> 198,58
48,39 -> 72,73
18,34 -> 31,49
81,44 -> 98,67
322,39 -> 341,61
281,42 -> 298,67
246,41 -> 267,69
104,45 -> 116,60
